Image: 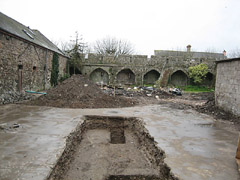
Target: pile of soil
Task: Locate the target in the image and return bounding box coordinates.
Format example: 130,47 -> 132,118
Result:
28,75 -> 136,108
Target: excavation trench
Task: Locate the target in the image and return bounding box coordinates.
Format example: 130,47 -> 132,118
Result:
48,116 -> 177,180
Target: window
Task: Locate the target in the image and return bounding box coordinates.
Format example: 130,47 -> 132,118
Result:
18,64 -> 23,70
22,29 -> 34,39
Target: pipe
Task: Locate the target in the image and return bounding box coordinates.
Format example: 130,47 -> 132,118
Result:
25,90 -> 47,95
44,49 -> 48,90
20,71 -> 22,92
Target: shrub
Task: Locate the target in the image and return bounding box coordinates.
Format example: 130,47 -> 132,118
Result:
188,64 -> 208,84
50,53 -> 59,86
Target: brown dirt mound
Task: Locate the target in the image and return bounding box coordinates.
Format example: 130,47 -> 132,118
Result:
28,75 -> 136,108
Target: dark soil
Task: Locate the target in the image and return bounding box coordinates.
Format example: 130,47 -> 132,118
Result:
27,75 -> 136,108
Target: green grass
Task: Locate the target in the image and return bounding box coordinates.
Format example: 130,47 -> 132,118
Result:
177,85 -> 214,92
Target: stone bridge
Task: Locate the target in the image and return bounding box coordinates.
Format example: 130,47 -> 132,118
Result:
77,49 -> 224,87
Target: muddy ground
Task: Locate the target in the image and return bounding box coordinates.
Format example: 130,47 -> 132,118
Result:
102,86 -> 240,131
2,75 -> 239,180
25,74 -> 239,130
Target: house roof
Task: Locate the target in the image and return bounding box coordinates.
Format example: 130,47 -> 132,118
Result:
216,57 -> 240,63
0,11 -> 67,57
154,50 -> 225,59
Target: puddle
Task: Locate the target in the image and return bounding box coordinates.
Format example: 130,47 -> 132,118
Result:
48,115 -> 177,180
195,123 -> 214,128
107,175 -> 160,180
108,111 -> 119,114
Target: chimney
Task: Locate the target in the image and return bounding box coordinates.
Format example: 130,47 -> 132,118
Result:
223,50 -> 226,57
187,45 -> 191,52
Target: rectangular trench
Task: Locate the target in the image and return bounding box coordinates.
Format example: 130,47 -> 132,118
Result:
47,115 -> 177,180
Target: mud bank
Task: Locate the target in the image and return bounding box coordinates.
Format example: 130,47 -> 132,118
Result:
47,116 -> 177,180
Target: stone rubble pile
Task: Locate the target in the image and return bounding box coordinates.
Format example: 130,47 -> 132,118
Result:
0,91 -> 34,105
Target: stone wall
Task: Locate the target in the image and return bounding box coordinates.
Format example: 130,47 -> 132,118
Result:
80,53 -> 217,86
0,32 -> 68,97
215,58 -> 240,116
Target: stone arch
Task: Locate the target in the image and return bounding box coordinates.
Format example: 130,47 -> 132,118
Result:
202,72 -> 214,86
69,66 -> 82,76
117,68 -> 135,85
169,70 -> 188,86
90,68 -> 109,85
143,70 -> 160,85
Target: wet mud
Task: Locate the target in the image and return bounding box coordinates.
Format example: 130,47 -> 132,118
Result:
47,116 -> 177,180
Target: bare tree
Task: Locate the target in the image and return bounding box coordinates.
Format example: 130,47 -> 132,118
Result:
228,48 -> 240,58
66,32 -> 88,74
93,37 -> 134,56
204,47 -> 219,53
59,41 -> 74,53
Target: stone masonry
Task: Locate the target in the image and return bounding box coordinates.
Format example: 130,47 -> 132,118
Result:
0,12 -> 68,103
215,58 -> 240,116
79,47 -> 225,87
0,32 -> 67,94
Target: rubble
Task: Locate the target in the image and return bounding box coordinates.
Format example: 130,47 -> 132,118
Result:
102,85 -> 174,99
0,91 -> 34,105
169,88 -> 182,96
0,123 -> 21,131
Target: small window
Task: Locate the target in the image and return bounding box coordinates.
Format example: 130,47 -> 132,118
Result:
27,27 -> 35,35
6,35 -> 10,40
23,29 -> 34,39
33,66 -> 37,71
18,64 -> 23,70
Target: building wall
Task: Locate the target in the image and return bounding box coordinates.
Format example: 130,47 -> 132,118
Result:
215,59 -> 240,116
80,53 -> 217,86
0,32 -> 67,95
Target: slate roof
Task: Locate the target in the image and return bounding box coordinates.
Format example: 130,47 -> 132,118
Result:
0,11 -> 67,57
154,50 -> 225,59
216,57 -> 240,63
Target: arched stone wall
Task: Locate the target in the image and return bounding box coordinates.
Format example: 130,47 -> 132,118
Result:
202,72 -> 214,86
90,68 -> 109,85
79,53 -> 218,87
143,70 -> 160,85
169,70 -> 188,86
117,68 -> 135,85
69,67 -> 82,76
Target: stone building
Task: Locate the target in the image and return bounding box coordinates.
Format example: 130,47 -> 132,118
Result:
0,12 -> 68,97
79,45 -> 225,87
215,58 -> 240,116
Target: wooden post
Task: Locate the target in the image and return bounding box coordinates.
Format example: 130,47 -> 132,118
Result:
236,135 -> 240,159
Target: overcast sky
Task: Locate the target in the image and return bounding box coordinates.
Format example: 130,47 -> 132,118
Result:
1,0 -> 240,56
